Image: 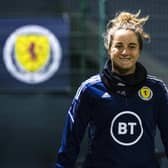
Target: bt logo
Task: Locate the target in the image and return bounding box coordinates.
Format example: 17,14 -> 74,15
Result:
118,122 -> 137,135
110,111 -> 143,146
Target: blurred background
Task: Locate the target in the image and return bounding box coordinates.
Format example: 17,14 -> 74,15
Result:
0,0 -> 167,168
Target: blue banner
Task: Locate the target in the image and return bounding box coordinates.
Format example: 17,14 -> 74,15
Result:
0,17 -> 70,93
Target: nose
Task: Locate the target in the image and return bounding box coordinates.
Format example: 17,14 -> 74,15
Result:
121,48 -> 128,55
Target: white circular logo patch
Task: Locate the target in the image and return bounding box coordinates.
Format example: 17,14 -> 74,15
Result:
3,25 -> 62,84
110,111 -> 143,146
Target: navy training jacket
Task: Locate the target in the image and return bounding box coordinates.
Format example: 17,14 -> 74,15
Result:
56,73 -> 168,168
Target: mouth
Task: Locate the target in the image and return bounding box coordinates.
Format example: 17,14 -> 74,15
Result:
118,57 -> 133,67
119,57 -> 132,61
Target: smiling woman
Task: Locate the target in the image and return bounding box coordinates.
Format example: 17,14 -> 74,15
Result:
104,10 -> 150,76
109,29 -> 140,75
56,10 -> 168,168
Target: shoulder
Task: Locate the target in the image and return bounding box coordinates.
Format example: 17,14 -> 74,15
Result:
74,74 -> 101,100
146,75 -> 168,93
147,75 -> 165,85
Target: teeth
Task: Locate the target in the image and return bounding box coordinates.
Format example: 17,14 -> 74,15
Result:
120,58 -> 130,60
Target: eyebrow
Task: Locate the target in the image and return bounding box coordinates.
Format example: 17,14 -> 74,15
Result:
129,43 -> 137,46
114,42 -> 137,46
113,42 -> 123,45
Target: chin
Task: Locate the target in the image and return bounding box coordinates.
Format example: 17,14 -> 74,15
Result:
116,65 -> 135,74
113,62 -> 135,74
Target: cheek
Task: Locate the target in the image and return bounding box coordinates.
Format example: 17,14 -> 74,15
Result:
108,48 -> 118,58
134,51 -> 140,59
111,48 -> 118,53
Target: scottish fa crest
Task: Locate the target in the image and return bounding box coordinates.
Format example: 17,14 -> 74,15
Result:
3,25 -> 62,84
138,86 -> 153,101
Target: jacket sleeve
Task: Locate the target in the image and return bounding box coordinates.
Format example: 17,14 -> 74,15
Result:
56,85 -> 91,168
157,81 -> 168,158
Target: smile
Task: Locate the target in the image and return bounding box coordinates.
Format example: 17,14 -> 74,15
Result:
119,57 -> 131,61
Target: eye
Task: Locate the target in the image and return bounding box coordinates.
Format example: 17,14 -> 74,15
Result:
115,44 -> 123,49
129,44 -> 137,49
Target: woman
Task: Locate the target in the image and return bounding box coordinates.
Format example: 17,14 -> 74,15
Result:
56,11 -> 168,168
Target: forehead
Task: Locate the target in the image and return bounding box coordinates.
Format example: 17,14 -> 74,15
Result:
113,29 -> 138,43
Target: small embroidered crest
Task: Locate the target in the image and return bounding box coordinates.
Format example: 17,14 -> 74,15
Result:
138,86 -> 153,101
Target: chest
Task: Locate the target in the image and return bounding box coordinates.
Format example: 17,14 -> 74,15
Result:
88,91 -> 157,146
93,91 -> 154,117
90,90 -> 157,135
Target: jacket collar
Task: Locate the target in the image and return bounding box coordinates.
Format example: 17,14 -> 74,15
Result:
100,59 -> 147,96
